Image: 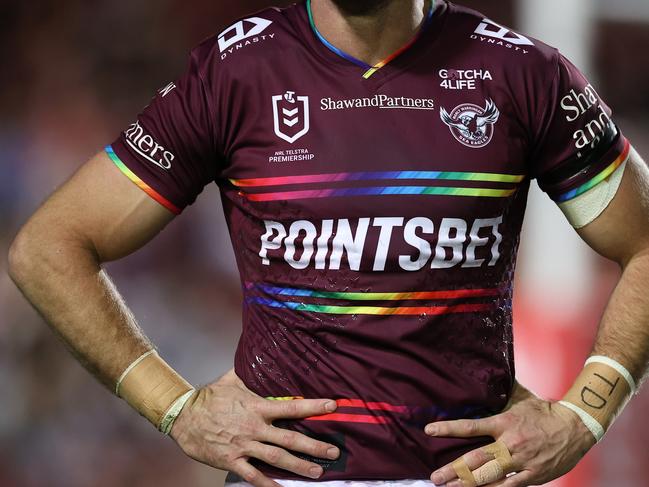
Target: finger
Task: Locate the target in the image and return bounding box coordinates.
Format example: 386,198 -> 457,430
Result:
472,440 -> 515,486
231,459 -> 282,487
485,470 -> 533,487
431,448 -> 495,485
425,417 -> 498,438
246,441 -> 324,479
473,459 -> 506,485
260,398 -> 337,420
262,426 -> 340,460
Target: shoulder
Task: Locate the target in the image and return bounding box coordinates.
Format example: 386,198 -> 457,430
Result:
187,4 -> 304,80
442,1 -> 561,75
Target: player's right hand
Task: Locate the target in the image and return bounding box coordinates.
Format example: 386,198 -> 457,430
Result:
169,369 -> 340,487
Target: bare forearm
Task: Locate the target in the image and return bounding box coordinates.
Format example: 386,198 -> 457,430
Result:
592,249 -> 649,383
8,231 -> 151,389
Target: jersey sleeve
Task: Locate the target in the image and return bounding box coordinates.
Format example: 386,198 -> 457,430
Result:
530,53 -> 630,203
106,48 -> 218,215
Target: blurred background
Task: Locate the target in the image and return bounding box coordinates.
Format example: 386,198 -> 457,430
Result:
1,1 -> 648,486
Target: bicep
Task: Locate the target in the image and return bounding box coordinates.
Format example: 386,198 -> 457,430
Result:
24,150 -> 175,262
577,148 -> 649,265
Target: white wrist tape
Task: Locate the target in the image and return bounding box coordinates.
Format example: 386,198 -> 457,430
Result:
561,355 -> 635,442
585,355 -> 636,393
159,388 -> 196,435
115,349 -> 155,396
558,400 -> 606,442
116,350 -> 194,432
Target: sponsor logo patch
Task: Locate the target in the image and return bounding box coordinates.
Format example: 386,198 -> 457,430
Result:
439,69 -> 493,90
440,99 -> 500,148
124,121 -> 175,169
259,216 -> 504,271
158,82 -> 176,98
272,91 -> 310,144
218,17 -> 274,59
320,94 -> 435,111
470,18 -> 533,54
560,84 -> 613,150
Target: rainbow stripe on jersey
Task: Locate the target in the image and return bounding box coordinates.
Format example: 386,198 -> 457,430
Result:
245,282 -> 500,316
231,169 -> 524,202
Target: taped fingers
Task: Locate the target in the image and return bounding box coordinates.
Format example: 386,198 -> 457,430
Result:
452,457 -> 477,487
433,447 -> 494,485
472,459 -> 504,485
438,441 -> 514,487
472,442 -> 514,486
482,441 -> 514,473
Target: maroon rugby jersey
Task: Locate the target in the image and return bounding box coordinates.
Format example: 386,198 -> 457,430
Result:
107,0 -> 630,480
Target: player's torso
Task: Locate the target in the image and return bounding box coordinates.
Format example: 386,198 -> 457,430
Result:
216,2 -> 531,275
209,2 -> 531,479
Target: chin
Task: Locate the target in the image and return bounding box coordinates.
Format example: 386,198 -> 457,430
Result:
330,0 -> 393,16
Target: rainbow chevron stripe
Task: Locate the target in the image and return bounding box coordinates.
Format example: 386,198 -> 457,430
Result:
306,0 -> 435,79
231,169 -> 524,202
239,185 -> 516,202
556,139 -> 631,202
246,282 -> 499,316
249,282 -> 499,301
231,170 -> 525,187
105,146 -> 181,214
248,297 -> 490,316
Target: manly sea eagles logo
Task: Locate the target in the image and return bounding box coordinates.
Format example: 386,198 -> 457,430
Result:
272,91 -> 310,144
440,99 -> 500,148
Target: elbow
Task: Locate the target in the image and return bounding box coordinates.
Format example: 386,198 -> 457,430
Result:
7,226 -> 40,287
8,220 -> 99,290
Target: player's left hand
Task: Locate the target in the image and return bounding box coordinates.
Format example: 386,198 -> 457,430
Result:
424,382 -> 596,486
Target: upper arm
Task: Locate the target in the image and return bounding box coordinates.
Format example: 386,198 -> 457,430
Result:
521,50 -> 649,264
577,149 -> 649,266
19,150 -> 175,262
15,44 -> 220,263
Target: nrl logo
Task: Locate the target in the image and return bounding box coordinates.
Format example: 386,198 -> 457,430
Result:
272,91 -> 310,144
440,99 -> 500,148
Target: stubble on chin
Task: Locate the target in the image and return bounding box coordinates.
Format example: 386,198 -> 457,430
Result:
329,0 -> 395,16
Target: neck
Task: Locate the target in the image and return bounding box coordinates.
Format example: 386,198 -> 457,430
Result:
310,0 -> 431,67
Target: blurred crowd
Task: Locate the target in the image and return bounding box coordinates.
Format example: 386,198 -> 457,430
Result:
1,1 -> 648,486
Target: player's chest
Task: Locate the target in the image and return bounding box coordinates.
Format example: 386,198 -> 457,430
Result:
218,71 -> 529,219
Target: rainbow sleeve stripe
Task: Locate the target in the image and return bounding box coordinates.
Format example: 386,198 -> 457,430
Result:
556,139 -> 631,203
105,146 -> 181,215
231,169 -> 524,202
246,282 -> 499,317
306,0 -> 435,79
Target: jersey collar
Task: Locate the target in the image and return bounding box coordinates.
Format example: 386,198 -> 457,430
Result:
306,0 -> 435,79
